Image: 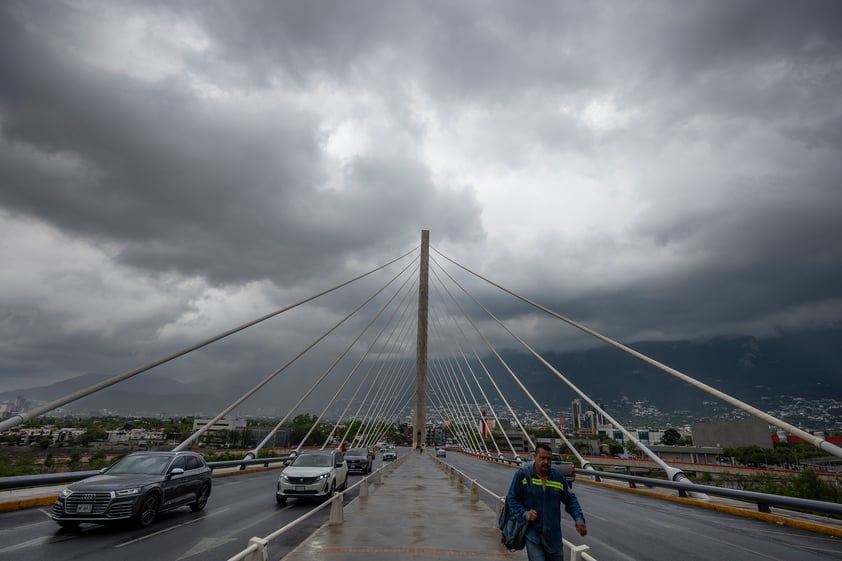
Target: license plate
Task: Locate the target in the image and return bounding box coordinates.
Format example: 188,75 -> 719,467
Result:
296,486 -> 306,491
76,504 -> 93,513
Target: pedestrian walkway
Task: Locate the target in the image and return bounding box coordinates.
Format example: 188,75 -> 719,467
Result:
281,452 -> 515,561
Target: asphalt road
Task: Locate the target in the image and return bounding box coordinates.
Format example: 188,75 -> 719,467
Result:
443,453 -> 842,561
0,455 -> 394,561
2,450 -> 840,561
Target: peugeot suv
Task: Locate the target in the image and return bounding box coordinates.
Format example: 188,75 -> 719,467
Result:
51,451 -> 212,529
276,450 -> 348,505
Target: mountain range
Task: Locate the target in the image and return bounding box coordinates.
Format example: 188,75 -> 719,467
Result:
2,327 -> 841,426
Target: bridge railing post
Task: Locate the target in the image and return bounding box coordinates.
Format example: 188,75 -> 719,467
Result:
569,543 -> 591,561
328,492 -> 344,525
244,537 -> 268,561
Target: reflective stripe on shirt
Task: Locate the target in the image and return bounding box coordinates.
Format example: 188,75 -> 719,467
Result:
521,477 -> 565,491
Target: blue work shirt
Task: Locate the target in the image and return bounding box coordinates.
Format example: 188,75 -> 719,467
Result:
506,464 -> 585,553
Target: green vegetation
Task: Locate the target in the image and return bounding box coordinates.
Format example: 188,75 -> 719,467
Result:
716,469 -> 842,504
0,455 -> 38,477
723,443 -> 831,468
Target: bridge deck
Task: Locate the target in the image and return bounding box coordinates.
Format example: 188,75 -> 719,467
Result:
282,451 -> 513,561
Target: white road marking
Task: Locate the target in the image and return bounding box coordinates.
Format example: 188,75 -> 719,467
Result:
176,537 -> 238,560
114,507 -> 232,548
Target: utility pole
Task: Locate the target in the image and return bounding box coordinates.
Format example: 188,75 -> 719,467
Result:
413,230 -> 429,449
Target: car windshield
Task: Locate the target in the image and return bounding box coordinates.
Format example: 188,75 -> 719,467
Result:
107,455 -> 172,475
292,454 -> 333,467
347,448 -> 367,456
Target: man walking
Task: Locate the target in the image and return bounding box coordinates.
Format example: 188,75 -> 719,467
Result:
506,443 -> 587,560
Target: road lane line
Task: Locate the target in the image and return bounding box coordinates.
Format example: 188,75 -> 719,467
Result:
113,507 -> 232,548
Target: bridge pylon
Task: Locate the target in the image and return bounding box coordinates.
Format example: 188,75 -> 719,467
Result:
412,230 -> 429,449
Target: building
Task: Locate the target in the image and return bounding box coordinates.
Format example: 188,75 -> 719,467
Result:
425,425 -> 446,446
247,426 -> 290,448
192,418 -> 248,447
571,399 -> 584,431
107,428 -> 165,444
648,444 -> 723,464
691,418 -> 772,449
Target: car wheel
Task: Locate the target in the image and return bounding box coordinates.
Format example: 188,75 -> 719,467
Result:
135,493 -> 160,527
276,495 -> 287,506
190,483 -> 211,512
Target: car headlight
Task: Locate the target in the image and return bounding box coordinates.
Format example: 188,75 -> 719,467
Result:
280,473 -> 289,481
316,472 -> 329,480
115,488 -> 141,497
60,488 -> 73,498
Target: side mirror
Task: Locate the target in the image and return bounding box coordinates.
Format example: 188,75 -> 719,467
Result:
167,467 -> 185,478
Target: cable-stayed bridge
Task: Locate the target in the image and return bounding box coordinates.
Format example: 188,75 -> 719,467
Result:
1,230 -> 841,560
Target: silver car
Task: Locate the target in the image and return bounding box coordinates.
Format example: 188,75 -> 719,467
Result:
51,451 -> 212,529
276,450 -> 348,505
382,448 -> 397,461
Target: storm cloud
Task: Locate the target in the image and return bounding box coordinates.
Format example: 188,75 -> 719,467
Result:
1,1 -> 840,397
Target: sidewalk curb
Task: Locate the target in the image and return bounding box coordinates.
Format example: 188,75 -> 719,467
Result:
0,495 -> 57,512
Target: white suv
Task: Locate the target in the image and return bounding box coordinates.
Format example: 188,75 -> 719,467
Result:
276,450 -> 348,505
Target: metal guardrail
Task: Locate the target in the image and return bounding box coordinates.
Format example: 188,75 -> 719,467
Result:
579,468 -> 842,516
430,455 -> 598,561
0,455 -> 293,491
457,450 -> 842,517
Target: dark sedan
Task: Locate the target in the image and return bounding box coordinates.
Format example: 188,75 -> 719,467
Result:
51,451 -> 212,529
344,447 -> 373,474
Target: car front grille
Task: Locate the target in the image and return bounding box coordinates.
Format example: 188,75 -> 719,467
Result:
64,492 -> 111,515
286,476 -> 319,485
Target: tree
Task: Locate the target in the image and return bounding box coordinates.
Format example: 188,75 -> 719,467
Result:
661,428 -> 682,446
792,469 -> 842,502
42,453 -> 54,473
68,453 -> 81,471
286,414 -> 329,446
726,445 -> 776,467
78,426 -> 108,445
603,438 -> 624,456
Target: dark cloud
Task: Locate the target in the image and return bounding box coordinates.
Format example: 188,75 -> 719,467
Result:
0,1 -> 483,290
0,1 -> 841,398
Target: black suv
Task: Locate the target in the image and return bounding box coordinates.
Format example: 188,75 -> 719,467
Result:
344,447 -> 373,474
51,451 -> 212,528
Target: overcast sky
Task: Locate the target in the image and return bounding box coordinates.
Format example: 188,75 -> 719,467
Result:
1,1 -> 841,398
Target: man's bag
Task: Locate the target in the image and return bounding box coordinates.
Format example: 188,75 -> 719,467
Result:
498,498 -> 528,551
